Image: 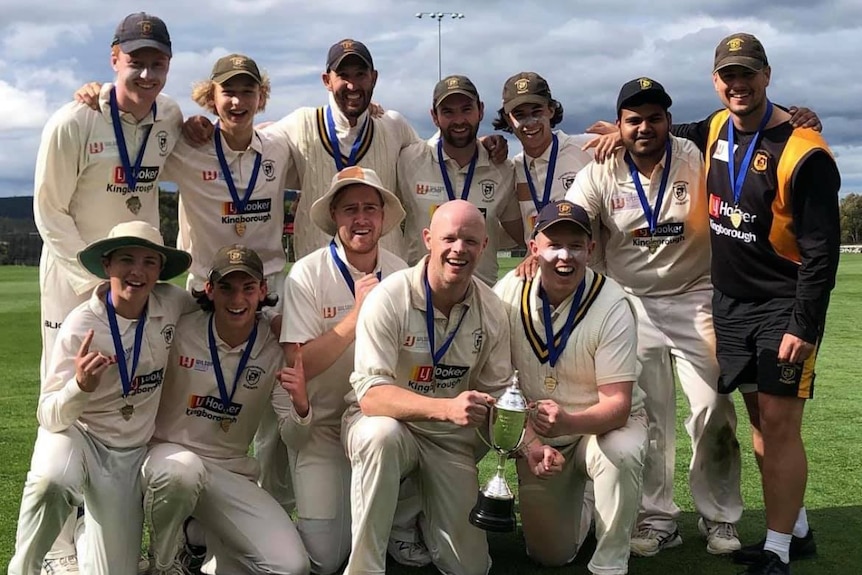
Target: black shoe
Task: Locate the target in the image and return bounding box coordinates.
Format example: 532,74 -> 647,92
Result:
732,530 -> 816,565
740,551 -> 790,574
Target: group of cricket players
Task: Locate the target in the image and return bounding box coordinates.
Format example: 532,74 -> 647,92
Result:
8,9 -> 840,575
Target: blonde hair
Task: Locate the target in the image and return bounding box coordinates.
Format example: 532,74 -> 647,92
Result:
190,73 -> 271,115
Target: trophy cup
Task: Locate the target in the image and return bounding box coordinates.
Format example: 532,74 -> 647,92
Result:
469,370 -> 528,532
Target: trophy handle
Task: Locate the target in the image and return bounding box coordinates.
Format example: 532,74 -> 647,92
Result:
474,403 -> 497,451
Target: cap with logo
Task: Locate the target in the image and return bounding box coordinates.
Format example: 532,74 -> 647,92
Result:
326,39 -> 374,71
310,166 -> 406,236
532,200 -> 592,238
502,72 -> 553,114
211,54 -> 262,84
713,33 -> 769,72
112,12 -> 172,57
209,244 -> 264,283
433,75 -> 480,109
616,77 -> 673,114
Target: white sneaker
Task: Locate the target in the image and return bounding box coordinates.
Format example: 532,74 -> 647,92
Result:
40,556 -> 79,575
697,517 -> 741,555
387,538 -> 432,567
629,526 -> 683,557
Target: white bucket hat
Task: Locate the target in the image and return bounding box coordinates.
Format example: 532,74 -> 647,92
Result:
310,166 -> 406,236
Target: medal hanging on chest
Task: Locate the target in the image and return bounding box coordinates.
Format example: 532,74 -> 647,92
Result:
625,141 -> 672,257
234,222 -> 247,237
220,417 -> 232,433
543,375 -> 557,393
214,123 -> 261,237
726,101 -> 773,229
105,288 -> 147,423
730,209 -> 743,229
208,314 -> 258,434
120,403 -> 135,421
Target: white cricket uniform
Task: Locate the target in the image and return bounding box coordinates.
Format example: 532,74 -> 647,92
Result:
143,311 -> 309,575
343,257 -> 512,575
265,94 -> 420,260
494,268 -> 647,574
514,131 -> 594,244
280,237 -> 406,574
566,135 -> 742,533
165,129 -> 295,296
396,140 -> 518,285
9,283 -> 194,575
33,83 -> 182,381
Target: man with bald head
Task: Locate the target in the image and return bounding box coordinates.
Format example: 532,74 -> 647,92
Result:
342,200 -> 516,575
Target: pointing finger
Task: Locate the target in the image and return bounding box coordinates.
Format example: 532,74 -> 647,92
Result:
78,329 -> 95,357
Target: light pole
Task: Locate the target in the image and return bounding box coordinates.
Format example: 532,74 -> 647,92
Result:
415,12 -> 465,81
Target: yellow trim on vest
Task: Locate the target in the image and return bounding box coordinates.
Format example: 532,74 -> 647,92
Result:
315,106 -> 375,167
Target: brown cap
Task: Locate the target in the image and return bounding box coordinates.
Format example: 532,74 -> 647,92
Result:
111,12 -> 171,57
713,33 -> 769,72
208,244 -> 264,283
433,75 -> 479,108
532,200 -> 592,239
326,39 -> 373,71
616,77 -> 673,114
211,54 -> 262,84
502,71 -> 552,114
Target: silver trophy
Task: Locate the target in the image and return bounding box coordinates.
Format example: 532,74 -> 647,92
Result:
469,370 -> 528,532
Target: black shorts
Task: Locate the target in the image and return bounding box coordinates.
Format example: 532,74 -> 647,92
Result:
712,290 -> 818,398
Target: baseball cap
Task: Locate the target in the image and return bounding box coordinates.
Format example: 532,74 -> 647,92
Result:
326,39 -> 374,71
111,12 -> 172,57
78,221 -> 191,281
208,245 -> 264,283
713,33 -> 769,72
502,72 -> 553,114
532,200 -> 592,238
310,166 -> 406,236
211,54 -> 262,84
616,77 -> 673,114
433,75 -> 480,109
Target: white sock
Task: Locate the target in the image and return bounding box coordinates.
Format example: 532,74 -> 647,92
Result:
764,530 -> 792,564
793,507 -> 809,538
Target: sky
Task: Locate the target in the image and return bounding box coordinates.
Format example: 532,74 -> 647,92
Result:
1,0 -> 860,198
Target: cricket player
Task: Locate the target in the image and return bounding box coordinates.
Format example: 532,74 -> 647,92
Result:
9,221 -> 193,575
342,200 -> 515,575
671,34 -> 840,575
492,72 -> 596,245
566,78 -> 744,557
32,12 -> 181,572
280,167 -> 408,573
397,75 -> 522,285
142,245 -> 310,575
495,200 -> 647,575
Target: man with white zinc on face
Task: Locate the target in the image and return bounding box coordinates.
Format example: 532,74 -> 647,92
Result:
566,78 -> 743,557
494,200 -> 647,575
397,75 -> 521,285
280,167 -> 408,574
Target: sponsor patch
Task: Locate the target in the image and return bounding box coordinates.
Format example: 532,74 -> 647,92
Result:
128,369 -> 164,396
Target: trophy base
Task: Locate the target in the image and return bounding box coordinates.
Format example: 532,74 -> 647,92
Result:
469,491 -> 516,532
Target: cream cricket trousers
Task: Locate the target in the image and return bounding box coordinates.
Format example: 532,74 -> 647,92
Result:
142,442 -> 309,575
518,410 -> 649,575
630,289 -> 743,532
343,415 -> 491,575
9,426 -> 146,575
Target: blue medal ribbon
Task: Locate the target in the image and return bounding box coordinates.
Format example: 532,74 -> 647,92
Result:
207,313 -> 258,418
109,87 -> 155,193
727,100 -> 774,207
539,278 -> 585,368
329,238 -> 381,297
214,123 -> 262,215
436,139 -> 478,201
423,266 -> 468,368
522,132 -> 559,213
105,289 -> 147,399
625,139 -> 673,235
325,106 -> 369,171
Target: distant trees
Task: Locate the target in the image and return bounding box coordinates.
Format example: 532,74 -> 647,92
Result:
840,193 -> 862,245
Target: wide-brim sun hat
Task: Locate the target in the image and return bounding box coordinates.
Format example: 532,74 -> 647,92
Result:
77,220 -> 192,281
310,166 -> 406,237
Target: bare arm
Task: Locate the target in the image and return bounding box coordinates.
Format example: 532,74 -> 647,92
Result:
359,384 -> 494,427
532,381 -> 634,437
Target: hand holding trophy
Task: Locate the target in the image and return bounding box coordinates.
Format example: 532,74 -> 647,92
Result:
469,370 -> 527,532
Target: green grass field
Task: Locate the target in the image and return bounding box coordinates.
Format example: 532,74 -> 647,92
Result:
2,257 -> 861,573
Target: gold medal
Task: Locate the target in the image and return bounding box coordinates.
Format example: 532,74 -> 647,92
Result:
235,222 -> 247,236
125,196 -> 142,215
730,209 -> 743,229
544,375 -> 557,393
120,404 -> 134,421
647,237 -> 660,254
220,417 -> 232,432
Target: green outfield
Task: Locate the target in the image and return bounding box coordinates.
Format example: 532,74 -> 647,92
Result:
2,258 -> 861,573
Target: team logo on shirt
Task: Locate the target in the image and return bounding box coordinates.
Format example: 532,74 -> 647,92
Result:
404,335 -> 416,347
472,328 -> 484,353
178,356 -> 214,372
415,182 -> 445,198
479,180 -> 496,202
322,307 -> 337,319
161,324 -> 175,346
108,166 -> 160,195
243,366 -> 264,389
433,364 -> 469,390
156,131 -> 169,155
89,142 -> 105,154
559,171 -> 577,190
752,151 -> 770,173
631,222 -> 685,249
262,160 -> 276,182
202,170 -> 219,181
186,394 -> 243,421
221,199 -> 272,225
672,181 -> 689,203
128,369 -> 164,396
610,193 -> 639,212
